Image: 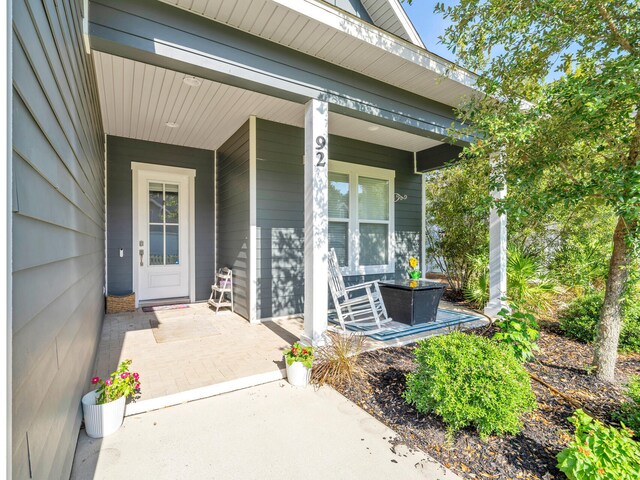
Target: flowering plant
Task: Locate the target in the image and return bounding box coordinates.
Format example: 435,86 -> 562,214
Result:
91,359 -> 141,405
283,342 -> 314,369
408,256 -> 421,279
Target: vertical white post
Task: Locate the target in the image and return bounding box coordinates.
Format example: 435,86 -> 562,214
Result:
484,152 -> 509,318
302,99 -> 329,346
248,116 -> 258,323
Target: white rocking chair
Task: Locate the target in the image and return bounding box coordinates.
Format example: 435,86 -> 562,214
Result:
328,248 -> 392,333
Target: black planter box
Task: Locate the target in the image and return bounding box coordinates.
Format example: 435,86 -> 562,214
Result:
379,279 -> 445,325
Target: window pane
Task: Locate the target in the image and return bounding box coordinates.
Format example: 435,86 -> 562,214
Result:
166,225 -> 179,265
149,183 -> 163,223
359,223 -> 388,266
329,222 -> 348,267
329,172 -> 350,219
149,225 -> 164,265
165,184 -> 179,223
358,177 -> 389,221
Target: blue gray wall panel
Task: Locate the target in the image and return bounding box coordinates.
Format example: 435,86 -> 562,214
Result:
106,136 -> 215,301
216,122 -> 251,320
12,0 -> 105,478
255,119 -> 422,319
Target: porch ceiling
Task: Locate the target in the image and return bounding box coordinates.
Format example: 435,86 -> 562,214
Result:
93,52 -> 443,152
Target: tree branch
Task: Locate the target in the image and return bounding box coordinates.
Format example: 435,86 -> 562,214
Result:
597,4 -> 636,54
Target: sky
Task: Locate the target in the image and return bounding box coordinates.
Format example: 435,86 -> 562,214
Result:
401,1 -> 456,61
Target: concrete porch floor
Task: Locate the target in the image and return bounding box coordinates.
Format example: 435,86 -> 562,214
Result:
92,303 -> 304,414
91,301 -> 487,415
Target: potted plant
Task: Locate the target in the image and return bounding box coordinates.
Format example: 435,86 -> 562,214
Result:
408,256 -> 421,279
283,342 -> 314,387
81,359 -> 141,438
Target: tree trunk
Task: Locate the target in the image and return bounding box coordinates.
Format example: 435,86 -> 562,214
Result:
592,216 -> 630,382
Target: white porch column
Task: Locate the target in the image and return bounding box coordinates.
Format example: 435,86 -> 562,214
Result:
484,152 -> 509,317
302,99 -> 329,346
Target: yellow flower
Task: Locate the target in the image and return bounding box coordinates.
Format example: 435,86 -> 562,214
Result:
409,257 -> 418,269
409,280 -> 418,289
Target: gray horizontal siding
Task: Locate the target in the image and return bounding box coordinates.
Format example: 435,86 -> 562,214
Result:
106,136 -> 215,301
216,122 -> 251,320
12,0 -> 105,478
255,119 -> 422,319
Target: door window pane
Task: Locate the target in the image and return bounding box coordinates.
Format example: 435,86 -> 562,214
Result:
165,184 -> 179,223
329,173 -> 350,219
149,183 -> 163,223
149,225 -> 164,265
359,223 -> 388,266
329,222 -> 348,267
148,182 -> 180,266
358,177 -> 389,221
166,225 -> 179,264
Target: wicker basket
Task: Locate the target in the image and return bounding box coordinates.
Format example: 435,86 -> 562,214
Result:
106,292 -> 136,314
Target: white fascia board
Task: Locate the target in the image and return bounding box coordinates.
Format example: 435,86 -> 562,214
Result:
387,0 -> 425,48
271,0 -> 478,91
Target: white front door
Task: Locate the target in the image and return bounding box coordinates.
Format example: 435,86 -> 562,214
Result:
133,164 -> 194,302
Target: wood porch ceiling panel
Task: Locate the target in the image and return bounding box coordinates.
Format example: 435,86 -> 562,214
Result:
159,0 -> 478,108
93,52 -> 443,152
94,52 -> 305,150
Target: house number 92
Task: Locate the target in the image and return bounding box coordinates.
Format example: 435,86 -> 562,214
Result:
315,135 -> 327,167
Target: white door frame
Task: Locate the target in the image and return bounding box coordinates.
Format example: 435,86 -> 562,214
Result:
131,162 -> 196,307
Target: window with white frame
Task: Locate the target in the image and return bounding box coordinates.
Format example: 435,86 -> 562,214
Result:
328,160 -> 395,275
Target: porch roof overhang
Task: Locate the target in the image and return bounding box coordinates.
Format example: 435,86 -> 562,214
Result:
93,52 -> 443,152
88,0 -> 476,148
160,0 -> 477,106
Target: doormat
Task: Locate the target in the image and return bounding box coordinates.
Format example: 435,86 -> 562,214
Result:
149,318 -> 220,343
142,304 -> 190,313
330,309 -> 485,342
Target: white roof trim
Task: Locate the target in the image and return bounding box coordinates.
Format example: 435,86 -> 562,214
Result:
273,0 -> 477,89
386,0 -> 425,48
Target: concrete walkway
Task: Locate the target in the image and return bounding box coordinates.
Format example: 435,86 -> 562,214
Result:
71,381 -> 460,480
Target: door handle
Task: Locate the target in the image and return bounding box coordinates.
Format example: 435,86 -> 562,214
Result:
139,249 -> 144,267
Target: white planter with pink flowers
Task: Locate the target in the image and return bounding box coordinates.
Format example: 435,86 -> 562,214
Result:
81,390 -> 126,438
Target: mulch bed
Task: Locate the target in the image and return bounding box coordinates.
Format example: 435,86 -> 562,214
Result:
333,324 -> 640,480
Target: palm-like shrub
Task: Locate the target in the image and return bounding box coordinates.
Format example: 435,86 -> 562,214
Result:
463,247 -> 557,310
507,248 -> 557,310
404,332 -> 536,438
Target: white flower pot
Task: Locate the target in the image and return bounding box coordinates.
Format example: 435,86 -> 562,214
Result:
81,390 -> 126,438
285,360 -> 311,387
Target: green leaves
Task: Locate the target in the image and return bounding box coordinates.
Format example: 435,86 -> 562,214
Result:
557,409 -> 640,480
494,307 -> 541,362
94,359 -> 141,405
404,332 -> 536,438
283,342 -> 314,369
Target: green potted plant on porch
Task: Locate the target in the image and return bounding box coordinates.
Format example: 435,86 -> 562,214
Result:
81,359 -> 141,438
283,342 -> 314,387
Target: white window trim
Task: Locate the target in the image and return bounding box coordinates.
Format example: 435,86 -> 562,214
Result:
329,160 -> 395,276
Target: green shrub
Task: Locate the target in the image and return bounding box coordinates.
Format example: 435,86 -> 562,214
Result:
463,247 -> 556,311
559,292 -> 602,343
558,292 -> 640,352
403,332 -> 536,438
494,308 -> 540,362
557,409 -> 640,480
614,376 -> 640,439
